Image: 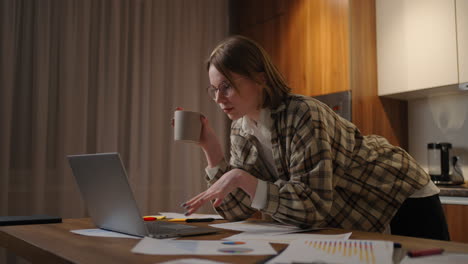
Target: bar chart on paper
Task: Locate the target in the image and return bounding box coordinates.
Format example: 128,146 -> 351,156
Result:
307,240 -> 378,264
267,239 -> 393,264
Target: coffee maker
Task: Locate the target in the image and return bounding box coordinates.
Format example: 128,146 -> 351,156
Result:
427,142 -> 464,185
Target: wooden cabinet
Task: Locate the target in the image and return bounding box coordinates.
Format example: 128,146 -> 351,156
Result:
376,0 -> 461,97
442,204 -> 468,243
457,0 -> 468,84
230,0 -> 350,97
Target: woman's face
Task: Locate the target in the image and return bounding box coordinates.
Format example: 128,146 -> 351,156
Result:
208,65 -> 263,121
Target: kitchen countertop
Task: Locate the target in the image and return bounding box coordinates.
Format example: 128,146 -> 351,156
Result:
438,182 -> 468,197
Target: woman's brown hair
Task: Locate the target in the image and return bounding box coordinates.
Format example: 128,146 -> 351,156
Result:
207,35 -> 291,109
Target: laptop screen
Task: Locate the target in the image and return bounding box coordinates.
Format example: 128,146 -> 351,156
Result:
68,153 -> 148,237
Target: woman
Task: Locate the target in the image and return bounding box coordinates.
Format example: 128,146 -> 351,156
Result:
181,35 -> 449,240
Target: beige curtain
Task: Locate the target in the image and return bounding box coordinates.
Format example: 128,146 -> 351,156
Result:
0,0 -> 229,225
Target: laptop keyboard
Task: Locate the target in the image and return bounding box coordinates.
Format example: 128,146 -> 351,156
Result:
145,221 -> 195,235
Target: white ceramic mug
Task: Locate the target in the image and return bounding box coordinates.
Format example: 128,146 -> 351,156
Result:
174,110 -> 202,143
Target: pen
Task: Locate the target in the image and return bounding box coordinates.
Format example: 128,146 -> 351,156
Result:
407,248 -> 444,257
168,218 -> 215,223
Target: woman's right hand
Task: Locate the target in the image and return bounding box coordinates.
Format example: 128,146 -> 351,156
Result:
173,107 -> 223,167
198,114 -> 224,167
198,114 -> 218,149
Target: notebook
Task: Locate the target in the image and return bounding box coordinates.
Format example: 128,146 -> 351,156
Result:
67,153 -> 218,239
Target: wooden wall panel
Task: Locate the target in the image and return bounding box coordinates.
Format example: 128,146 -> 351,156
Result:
229,0 -> 288,33
230,0 -> 350,97
443,204 -> 468,243
304,0 -> 350,96
349,0 -> 408,148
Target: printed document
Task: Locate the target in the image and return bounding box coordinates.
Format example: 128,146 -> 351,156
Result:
131,237 -> 277,255
71,229 -> 140,239
210,220 -> 321,235
267,239 -> 393,264
223,232 -> 352,244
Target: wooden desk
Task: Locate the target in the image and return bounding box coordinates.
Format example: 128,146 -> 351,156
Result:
1,218 -> 468,264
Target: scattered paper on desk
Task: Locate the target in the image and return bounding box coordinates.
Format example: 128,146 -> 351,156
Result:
158,258 -> 229,264
400,253 -> 468,264
224,232 -> 352,244
210,220 -> 321,235
131,237 -> 277,255
160,212 -> 223,220
71,229 -> 140,239
266,239 -> 393,264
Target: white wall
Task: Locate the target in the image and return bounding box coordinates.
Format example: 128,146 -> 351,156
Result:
408,92 -> 468,181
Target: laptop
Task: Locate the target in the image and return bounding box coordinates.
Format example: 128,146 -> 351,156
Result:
67,152 -> 219,239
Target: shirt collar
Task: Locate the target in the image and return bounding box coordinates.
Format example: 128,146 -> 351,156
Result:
241,108 -> 273,135
270,94 -> 293,115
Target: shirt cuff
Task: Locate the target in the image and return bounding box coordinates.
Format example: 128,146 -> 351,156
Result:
205,166 -> 220,180
251,179 -> 268,210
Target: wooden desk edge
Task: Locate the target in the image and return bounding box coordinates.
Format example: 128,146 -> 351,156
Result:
1,218 -> 468,264
0,228 -> 71,264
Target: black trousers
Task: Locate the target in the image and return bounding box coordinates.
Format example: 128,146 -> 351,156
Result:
390,194 -> 450,241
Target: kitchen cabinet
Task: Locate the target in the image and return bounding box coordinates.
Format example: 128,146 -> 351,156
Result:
443,203 -> 468,243
376,0 -> 467,98
457,0 -> 468,84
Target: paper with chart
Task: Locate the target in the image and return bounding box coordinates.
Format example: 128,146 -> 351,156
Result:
131,237 -> 277,255
223,232 -> 352,244
267,239 -> 393,264
210,220 -> 321,235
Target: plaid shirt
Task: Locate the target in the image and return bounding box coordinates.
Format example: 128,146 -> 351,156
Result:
206,94 -> 429,232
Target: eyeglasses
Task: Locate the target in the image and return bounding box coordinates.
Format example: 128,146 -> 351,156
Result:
206,81 -> 235,100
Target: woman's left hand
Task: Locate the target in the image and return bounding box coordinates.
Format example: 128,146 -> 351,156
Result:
182,169 -> 257,215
